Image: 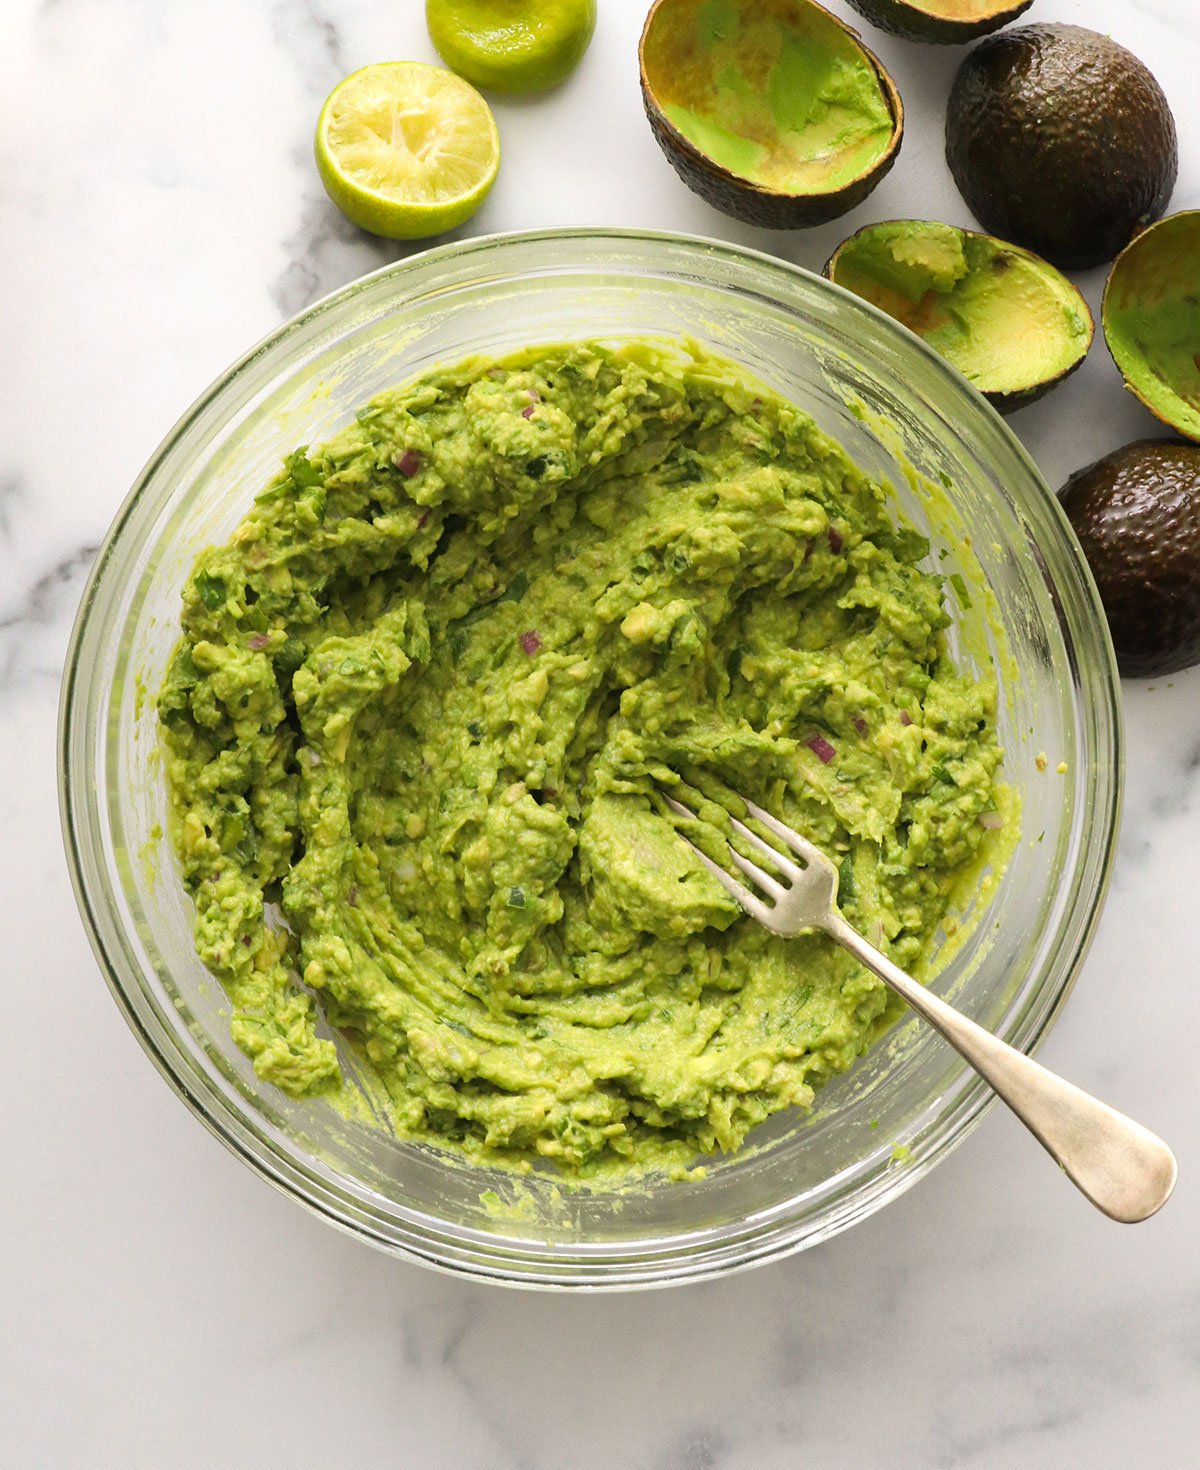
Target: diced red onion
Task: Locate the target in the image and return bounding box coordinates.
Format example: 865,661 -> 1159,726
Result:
394,448 -> 422,478
528,388 -> 540,402
828,526 -> 843,554
978,811 -> 1004,830
522,405 -> 536,420
899,711 -> 913,727
807,734 -> 836,764
853,715 -> 868,736
520,630 -> 542,655
247,633 -> 271,651
416,509 -> 430,528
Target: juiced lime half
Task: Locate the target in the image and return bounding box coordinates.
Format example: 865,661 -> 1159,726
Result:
315,62 -> 500,240
427,0 -> 597,94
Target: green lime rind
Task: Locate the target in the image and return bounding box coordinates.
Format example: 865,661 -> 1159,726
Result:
427,0 -> 597,94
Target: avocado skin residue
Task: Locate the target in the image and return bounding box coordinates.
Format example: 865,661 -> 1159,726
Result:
649,0 -> 894,194
159,340 -> 1005,1178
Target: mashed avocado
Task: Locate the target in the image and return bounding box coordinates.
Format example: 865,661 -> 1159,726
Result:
159,341 -> 1004,1177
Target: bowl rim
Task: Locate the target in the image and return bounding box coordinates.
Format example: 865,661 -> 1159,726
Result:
58,225 -> 1124,1289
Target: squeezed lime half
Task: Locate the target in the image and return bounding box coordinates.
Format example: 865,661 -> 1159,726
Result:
315,61 -> 500,239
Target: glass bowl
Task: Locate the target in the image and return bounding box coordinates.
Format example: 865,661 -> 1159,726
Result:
59,229 -> 1121,1288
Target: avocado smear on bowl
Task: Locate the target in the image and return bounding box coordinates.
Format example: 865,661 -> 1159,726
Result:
158,341 -> 1010,1180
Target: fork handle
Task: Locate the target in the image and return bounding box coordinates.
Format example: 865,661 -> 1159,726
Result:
823,914 -> 1177,1223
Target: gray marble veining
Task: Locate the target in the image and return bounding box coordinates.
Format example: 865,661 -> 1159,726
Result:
0,543 -> 98,690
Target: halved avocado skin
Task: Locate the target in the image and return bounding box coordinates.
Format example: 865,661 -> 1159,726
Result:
824,219 -> 1093,414
985,363 -> 1084,416
1060,439 -> 1200,678
639,0 -> 905,229
946,24 -> 1178,270
1102,211 -> 1200,445
843,0 -> 1033,46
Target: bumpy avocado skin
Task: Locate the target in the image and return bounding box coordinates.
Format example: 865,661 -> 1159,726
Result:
947,24 -> 1178,270
843,0 -> 1033,46
1060,440 -> 1200,678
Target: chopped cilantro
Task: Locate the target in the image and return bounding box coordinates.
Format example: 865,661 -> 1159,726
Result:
838,854 -> 856,904
285,448 -> 322,488
194,570 -> 227,610
499,571 -> 529,604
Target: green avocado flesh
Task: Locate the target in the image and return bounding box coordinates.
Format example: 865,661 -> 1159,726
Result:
1105,212 -> 1200,443
159,340 -> 1007,1178
644,0 -> 894,195
829,221 -> 1091,402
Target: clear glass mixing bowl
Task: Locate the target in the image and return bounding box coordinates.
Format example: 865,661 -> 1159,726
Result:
59,229 -> 1122,1288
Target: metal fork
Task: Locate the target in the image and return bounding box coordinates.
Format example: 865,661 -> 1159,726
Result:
663,790 -> 1177,1223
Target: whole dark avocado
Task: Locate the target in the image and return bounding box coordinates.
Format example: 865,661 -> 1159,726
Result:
946,24 -> 1178,270
1060,440 -> 1200,678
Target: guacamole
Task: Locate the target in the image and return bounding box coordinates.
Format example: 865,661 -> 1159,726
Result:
159,341 -> 1004,1176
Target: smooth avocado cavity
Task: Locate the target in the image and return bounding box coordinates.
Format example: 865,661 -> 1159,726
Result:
640,0 -> 903,227
826,220 -> 1092,413
1103,211 -> 1200,445
159,340 -> 1007,1178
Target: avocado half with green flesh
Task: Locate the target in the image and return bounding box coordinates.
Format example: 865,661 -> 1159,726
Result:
842,0 -> 1033,45
1060,440 -> 1200,678
825,220 -> 1092,413
946,24 -> 1178,270
639,0 -> 903,228
1103,211 -> 1200,445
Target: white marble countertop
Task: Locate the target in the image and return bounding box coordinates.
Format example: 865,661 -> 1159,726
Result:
3,0 -> 1198,1464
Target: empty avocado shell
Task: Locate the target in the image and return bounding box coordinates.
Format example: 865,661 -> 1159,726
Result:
1103,211 -> 1200,445
825,219 -> 1093,413
842,0 -> 1034,46
639,0 -> 904,229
